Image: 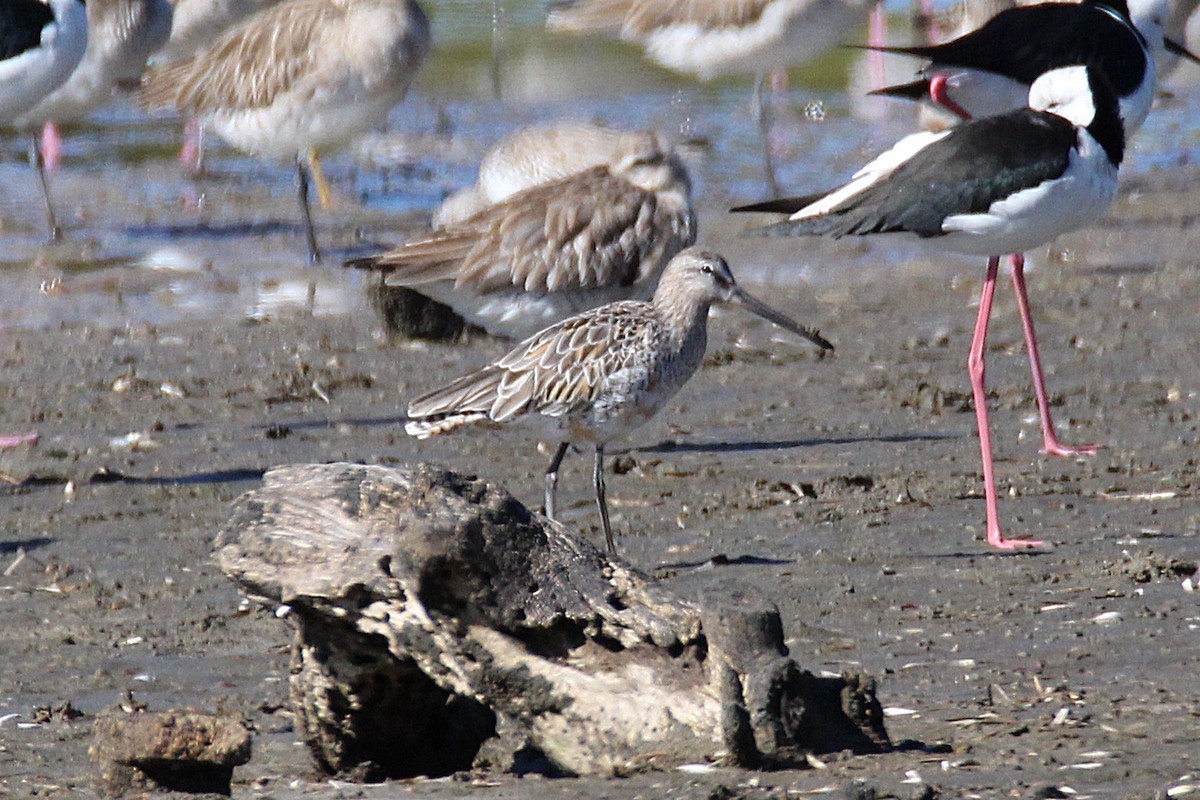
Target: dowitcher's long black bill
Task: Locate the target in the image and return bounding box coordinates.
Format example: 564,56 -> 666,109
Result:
1165,37 -> 1200,66
732,287 -> 834,352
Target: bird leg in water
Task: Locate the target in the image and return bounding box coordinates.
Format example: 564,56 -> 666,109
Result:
40,121 -> 63,171
179,118 -> 206,175
752,73 -> 782,197
593,444 -> 615,554
295,156 -> 322,264
544,441 -> 570,521
968,256 -> 1044,550
28,135 -> 61,242
1008,254 -> 1100,457
306,148 -> 335,211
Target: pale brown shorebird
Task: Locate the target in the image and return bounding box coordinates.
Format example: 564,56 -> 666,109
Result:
14,0 -> 173,239
546,0 -> 875,191
347,126 -> 696,339
405,248 -> 833,554
156,0 -> 283,171
1,0 -> 88,241
140,0 -> 432,263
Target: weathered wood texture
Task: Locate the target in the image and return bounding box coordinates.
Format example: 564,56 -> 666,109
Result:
213,463 -> 890,779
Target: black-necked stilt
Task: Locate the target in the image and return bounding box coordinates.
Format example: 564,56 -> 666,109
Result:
346,127 -> 696,340
14,0 -> 173,237
734,65 -> 1124,550
140,0 -> 431,265
1,0 -> 88,240
870,0 -> 1200,134
405,249 -> 832,554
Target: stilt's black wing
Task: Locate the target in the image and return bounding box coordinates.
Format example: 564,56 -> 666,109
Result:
761,109 -> 1076,240
0,0 -> 54,62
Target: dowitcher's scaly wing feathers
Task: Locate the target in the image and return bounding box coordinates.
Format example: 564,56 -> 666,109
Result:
405,301 -> 656,438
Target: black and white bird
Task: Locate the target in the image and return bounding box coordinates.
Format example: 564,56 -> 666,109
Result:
869,0 -> 1200,133
1,0 -> 89,239
734,64 -> 1124,550
1,0 -> 88,124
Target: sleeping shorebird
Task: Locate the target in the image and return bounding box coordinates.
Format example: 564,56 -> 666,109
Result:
1,0 -> 88,240
546,0 -> 875,191
141,0 -> 432,263
405,248 -> 833,554
735,65 -> 1124,550
869,0 -> 1200,132
347,127 -> 697,339
14,0 -> 173,238
431,121 -> 656,230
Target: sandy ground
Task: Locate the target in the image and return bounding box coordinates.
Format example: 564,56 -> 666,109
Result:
2,162 -> 1200,800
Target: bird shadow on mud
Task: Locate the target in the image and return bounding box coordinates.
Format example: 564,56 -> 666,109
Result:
636,431 -> 957,455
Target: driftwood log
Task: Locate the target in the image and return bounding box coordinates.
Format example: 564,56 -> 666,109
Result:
213,463 -> 890,780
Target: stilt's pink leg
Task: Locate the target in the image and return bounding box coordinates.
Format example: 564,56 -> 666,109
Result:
41,122 -> 63,171
929,74 -> 972,121
868,2 -> 888,91
969,257 -> 1044,550
1009,254 -> 1099,457
0,431 -> 38,448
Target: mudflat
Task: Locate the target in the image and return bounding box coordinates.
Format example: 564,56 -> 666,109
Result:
2,167 -> 1198,799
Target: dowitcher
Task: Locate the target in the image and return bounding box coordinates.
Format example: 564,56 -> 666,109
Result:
735,65 -> 1123,550
141,0 -> 432,263
347,127 -> 696,339
405,248 -> 833,554
15,0 -> 173,238
1,0 -> 88,240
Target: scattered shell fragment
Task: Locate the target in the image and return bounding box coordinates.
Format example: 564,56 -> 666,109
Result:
109,432 -> 159,452
1091,611 -> 1122,624
883,707 -> 919,717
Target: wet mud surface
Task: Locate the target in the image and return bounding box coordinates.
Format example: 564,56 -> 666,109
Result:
2,166 -> 1200,798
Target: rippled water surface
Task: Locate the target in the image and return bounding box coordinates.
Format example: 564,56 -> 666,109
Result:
1,0 -> 1199,330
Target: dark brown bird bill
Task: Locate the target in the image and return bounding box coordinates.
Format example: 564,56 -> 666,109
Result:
730,287 -> 834,352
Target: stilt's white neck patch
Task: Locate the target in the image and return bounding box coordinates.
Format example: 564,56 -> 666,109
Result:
1029,66 -> 1096,127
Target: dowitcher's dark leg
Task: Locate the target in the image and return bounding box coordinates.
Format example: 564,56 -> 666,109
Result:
593,444 -> 614,554
296,156 -> 321,264
544,440 -> 570,521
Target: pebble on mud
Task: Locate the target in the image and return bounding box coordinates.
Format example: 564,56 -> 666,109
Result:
89,710 -> 252,797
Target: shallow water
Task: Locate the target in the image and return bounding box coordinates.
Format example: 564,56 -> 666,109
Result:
1,2 -> 1198,331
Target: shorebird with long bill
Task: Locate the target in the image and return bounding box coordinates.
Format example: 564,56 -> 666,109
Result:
404,249 -> 833,554
141,0 -> 431,264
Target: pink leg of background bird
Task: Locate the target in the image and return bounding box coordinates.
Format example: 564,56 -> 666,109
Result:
1009,253 -> 1099,456
868,3 -> 888,89
968,257 -> 1044,550
41,121 -> 63,171
179,118 -> 206,174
